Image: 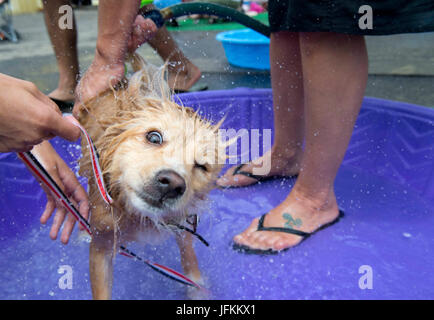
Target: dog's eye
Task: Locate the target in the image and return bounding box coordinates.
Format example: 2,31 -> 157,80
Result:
146,131 -> 163,145
194,162 -> 208,172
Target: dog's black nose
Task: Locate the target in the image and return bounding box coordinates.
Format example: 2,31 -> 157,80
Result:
155,170 -> 186,200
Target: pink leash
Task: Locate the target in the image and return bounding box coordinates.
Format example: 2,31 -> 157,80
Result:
16,119 -> 203,289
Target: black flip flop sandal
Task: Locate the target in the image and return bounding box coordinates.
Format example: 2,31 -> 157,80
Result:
219,164 -> 298,189
50,97 -> 74,112
233,209 -> 345,255
173,83 -> 208,94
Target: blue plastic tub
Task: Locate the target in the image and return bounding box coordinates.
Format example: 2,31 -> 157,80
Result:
0,89 -> 433,299
216,29 -> 270,70
153,0 -> 181,9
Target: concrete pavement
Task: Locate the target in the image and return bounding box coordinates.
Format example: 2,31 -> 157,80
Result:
1,9 -> 433,106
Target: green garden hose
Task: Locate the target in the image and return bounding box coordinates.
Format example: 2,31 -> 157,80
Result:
140,2 -> 271,38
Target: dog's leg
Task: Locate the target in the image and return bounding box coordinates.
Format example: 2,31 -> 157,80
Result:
89,232 -> 116,300
176,231 -> 211,299
176,231 -> 202,282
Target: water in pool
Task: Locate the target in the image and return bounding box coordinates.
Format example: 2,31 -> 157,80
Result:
0,89 -> 432,299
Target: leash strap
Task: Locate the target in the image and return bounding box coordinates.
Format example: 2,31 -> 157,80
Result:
17,151 -> 93,235
172,223 -> 209,247
70,120 -> 113,206
119,246 -> 200,288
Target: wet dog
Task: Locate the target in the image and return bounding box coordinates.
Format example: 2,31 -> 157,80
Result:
77,54 -> 226,299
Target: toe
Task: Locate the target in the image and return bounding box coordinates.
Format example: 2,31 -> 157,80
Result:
241,230 -> 269,250
216,166 -> 256,187
216,175 -> 232,187
273,235 -> 303,251
234,218 -> 287,251
217,174 -> 256,187
264,234 -> 281,249
233,233 -> 245,245
233,218 -> 259,245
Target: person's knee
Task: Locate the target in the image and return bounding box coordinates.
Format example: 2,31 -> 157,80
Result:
300,32 -> 365,57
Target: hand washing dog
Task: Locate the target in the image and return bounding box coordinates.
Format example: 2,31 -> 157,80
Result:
76,54 -> 226,300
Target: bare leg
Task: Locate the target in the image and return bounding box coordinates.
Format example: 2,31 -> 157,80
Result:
217,31 -> 304,187
148,26 -> 201,91
42,0 -> 79,101
234,32 -> 368,251
143,5 -> 201,92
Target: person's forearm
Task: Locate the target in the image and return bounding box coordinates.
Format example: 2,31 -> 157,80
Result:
95,0 -> 141,64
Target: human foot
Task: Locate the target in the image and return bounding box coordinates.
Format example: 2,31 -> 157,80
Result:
167,59 -> 202,92
216,147 -> 302,188
48,88 -> 75,103
233,189 -> 341,253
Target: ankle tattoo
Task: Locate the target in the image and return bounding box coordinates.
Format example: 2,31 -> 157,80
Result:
282,213 -> 302,229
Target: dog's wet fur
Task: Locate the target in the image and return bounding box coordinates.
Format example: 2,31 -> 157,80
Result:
77,54 -> 226,299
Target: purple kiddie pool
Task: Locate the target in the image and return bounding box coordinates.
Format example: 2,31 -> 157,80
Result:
0,88 -> 433,299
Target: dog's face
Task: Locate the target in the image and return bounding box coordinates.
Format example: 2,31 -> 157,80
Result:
89,63 -> 226,226
107,102 -> 224,222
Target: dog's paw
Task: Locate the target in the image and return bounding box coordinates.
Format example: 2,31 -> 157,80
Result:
77,230 -> 92,243
186,275 -> 211,300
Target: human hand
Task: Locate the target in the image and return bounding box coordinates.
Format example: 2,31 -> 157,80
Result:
32,140 -> 89,244
0,73 -> 80,152
73,16 -> 157,117
128,15 -> 158,53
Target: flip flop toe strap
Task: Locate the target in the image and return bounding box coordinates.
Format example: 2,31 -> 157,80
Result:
257,213 -> 311,238
233,164 -> 299,182
233,164 -> 266,181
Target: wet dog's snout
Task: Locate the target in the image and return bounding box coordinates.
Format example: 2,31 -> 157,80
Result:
155,170 -> 186,200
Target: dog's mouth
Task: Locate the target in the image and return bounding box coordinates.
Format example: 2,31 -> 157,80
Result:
136,191 -> 165,209
130,170 -> 187,212
135,190 -> 184,212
